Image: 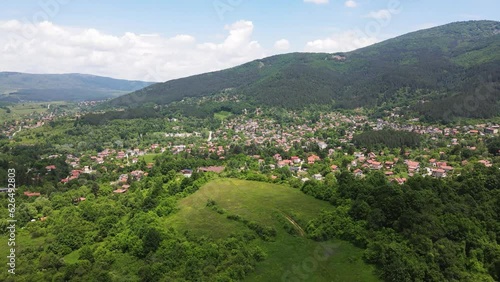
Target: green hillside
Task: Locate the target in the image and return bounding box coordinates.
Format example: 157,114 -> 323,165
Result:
166,179 -> 379,282
0,72 -> 154,102
109,20 -> 500,121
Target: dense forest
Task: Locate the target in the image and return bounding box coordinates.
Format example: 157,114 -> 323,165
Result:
302,165 -> 500,281
352,129 -> 421,149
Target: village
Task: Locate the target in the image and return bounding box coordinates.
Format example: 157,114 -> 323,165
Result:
17,105 -> 498,198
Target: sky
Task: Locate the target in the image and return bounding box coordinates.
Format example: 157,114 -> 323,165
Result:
0,0 -> 498,82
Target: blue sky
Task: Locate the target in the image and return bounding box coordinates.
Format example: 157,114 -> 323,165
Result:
0,0 -> 498,81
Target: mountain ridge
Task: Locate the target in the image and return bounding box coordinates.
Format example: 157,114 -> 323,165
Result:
0,72 -> 155,102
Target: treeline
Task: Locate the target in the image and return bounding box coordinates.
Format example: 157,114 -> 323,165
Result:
167,100 -> 251,119
300,166 -> 500,281
77,107 -> 162,125
352,129 -> 421,149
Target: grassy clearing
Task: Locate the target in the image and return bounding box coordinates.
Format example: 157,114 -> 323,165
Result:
165,179 -> 334,238
214,111 -> 232,120
140,153 -> 161,163
165,178 -> 379,282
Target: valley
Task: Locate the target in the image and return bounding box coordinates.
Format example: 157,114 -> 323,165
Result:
0,20 -> 499,282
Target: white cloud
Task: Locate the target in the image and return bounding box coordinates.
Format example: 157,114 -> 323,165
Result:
344,0 -> 358,8
0,20 -> 266,82
304,30 -> 379,52
366,9 -> 392,20
274,39 -> 290,51
304,0 -> 329,4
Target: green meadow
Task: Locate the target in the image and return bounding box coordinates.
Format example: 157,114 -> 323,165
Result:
165,179 -> 379,282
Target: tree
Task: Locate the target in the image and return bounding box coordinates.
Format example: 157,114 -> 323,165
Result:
91,182 -> 100,198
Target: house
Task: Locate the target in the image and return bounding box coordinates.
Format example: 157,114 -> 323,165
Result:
478,160 -> 492,167
181,169 -> 193,177
485,127 -> 499,134
291,156 -> 301,164
432,169 -> 446,178
440,165 -> 454,172
82,166 -> 93,174
118,174 -> 128,183
198,166 -> 225,173
405,160 -> 420,173
113,188 -> 127,194
384,161 -> 394,169
330,165 -> 339,172
131,170 -> 145,180
312,174 -> 323,181
317,141 -> 328,150
24,191 -> 41,197
436,161 -> 447,168
391,178 -> 407,185
354,152 -> 364,158
116,151 -> 126,159
73,197 -> 86,204
370,161 -> 382,170
45,165 -> 56,171
307,155 -> 321,164
353,169 -> 364,177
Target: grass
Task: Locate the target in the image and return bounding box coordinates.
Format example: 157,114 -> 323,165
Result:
214,111 -> 232,120
64,249 -> 81,264
140,153 -> 161,163
165,178 -> 379,282
165,179 -> 334,238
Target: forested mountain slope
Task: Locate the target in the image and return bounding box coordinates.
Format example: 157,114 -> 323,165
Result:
110,21 -> 500,120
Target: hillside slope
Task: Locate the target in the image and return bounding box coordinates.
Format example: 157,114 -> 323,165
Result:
0,72 -> 154,102
165,178 -> 379,282
110,20 -> 500,120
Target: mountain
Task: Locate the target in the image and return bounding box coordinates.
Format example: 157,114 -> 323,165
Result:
110,20 -> 500,121
0,72 -> 154,102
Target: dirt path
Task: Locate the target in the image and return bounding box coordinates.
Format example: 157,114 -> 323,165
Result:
282,213 -> 305,237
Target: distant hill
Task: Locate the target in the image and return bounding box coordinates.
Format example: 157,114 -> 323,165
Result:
109,20 -> 500,121
0,72 -> 154,102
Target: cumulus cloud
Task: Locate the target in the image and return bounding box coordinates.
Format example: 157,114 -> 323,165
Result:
0,20 -> 266,82
304,30 -> 379,52
304,0 -> 329,4
344,0 -> 358,8
274,39 -> 290,51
